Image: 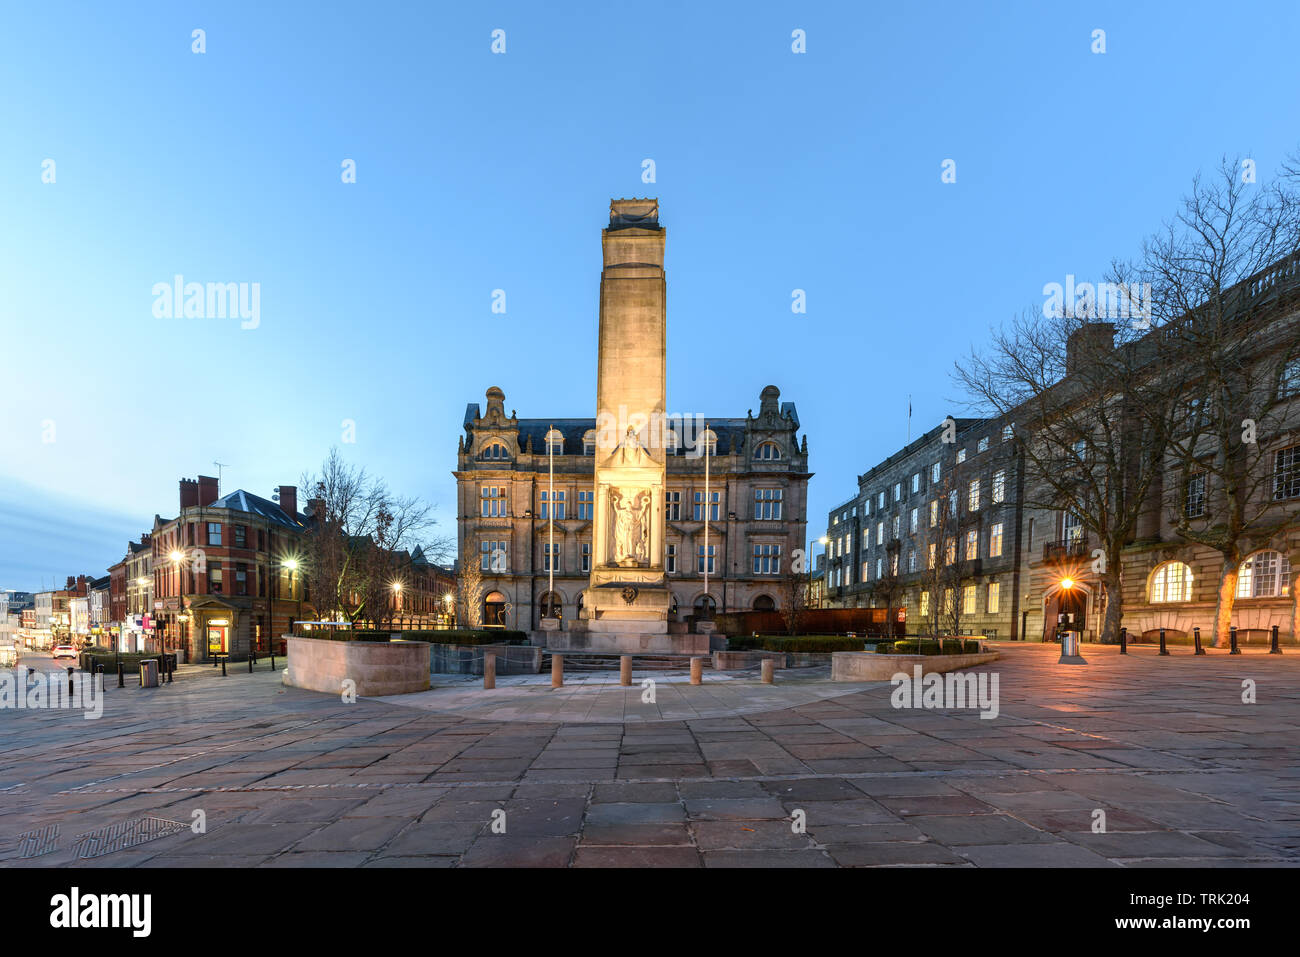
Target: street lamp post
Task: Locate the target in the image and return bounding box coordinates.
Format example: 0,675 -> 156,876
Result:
169,548 -> 185,658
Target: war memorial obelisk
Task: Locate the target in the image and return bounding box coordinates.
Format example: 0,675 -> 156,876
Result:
559,199 -> 708,655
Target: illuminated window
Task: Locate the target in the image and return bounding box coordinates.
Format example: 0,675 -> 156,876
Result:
989,523 -> 1003,558
1150,561 -> 1193,603
1237,551 -> 1291,599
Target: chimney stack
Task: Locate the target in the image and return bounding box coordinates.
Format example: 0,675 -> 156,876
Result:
179,478 -> 199,510
278,486 -> 298,517
198,475 -> 219,507
1066,322 -> 1116,374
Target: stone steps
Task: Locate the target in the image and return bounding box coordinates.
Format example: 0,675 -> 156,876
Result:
540,652 -> 711,672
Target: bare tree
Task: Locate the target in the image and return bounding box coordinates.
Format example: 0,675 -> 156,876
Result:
919,446 -> 974,637
1122,155 -> 1300,645
299,449 -> 440,627
456,561 -> 485,629
777,560 -> 811,636
956,307 -> 1180,645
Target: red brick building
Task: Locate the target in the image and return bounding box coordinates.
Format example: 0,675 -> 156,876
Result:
151,475 -> 313,661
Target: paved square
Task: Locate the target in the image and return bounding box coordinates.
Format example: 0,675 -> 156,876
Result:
2,643 -> 1298,867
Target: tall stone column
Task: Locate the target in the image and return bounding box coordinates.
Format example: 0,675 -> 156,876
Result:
582,199 -> 672,636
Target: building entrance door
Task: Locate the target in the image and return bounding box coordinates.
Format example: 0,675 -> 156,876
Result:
206,624 -> 228,658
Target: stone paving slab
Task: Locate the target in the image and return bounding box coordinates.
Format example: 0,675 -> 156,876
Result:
2,643 -> 1299,867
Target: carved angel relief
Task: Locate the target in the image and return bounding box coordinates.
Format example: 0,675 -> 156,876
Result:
610,487 -> 650,567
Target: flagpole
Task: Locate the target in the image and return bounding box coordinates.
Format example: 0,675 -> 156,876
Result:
548,425 -> 555,616
703,422 -> 710,618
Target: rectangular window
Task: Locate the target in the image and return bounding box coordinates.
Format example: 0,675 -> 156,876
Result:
965,529 -> 978,561
956,449 -> 967,464
992,470 -> 1006,504
664,544 -> 675,574
862,560 -> 869,582
911,473 -> 921,494
907,549 -> 917,573
539,490 -> 566,520
664,491 -> 680,521
876,521 -> 885,545
543,543 -> 560,572
1185,473 -> 1206,518
891,515 -> 900,539
754,488 -> 783,520
931,462 -> 940,483
893,482 -> 902,502
234,525 -> 247,548
877,491 -> 886,509
928,543 -> 937,569
697,545 -> 715,574
977,436 -> 989,453
752,544 -> 781,575
863,529 -> 870,549
578,490 -> 594,520
1063,511 -> 1084,541
987,581 -> 1001,614
582,542 -> 592,573
949,490 -> 958,517
1280,357 -> 1300,398
481,486 -> 507,518
989,522 -> 1003,558
480,540 -> 508,572
963,583 -> 977,614
694,491 -> 721,521
207,522 -> 222,546
919,591 -> 930,617
909,507 -> 918,533
1275,447 -> 1300,500
945,540 -> 956,566
1002,424 -> 1014,442
208,562 -> 223,594
235,564 -> 248,596
876,557 -> 884,579
968,479 -> 980,512
929,500 -> 938,528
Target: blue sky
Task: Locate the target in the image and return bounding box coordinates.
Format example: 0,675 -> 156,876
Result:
3,0 -> 1299,588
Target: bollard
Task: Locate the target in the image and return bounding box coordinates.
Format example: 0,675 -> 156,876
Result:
484,652 -> 496,690
67,666 -> 75,697
96,664 -> 105,692
1119,626 -> 1127,654
620,655 -> 632,687
249,654 -> 254,673
1158,627 -> 1169,656
117,661 -> 124,688
551,654 -> 564,689
270,651 -> 276,672
689,657 -> 703,685
1270,624 -> 1282,655
1193,626 -> 1205,656
1230,625 -> 1240,655
760,658 -> 774,684
167,655 -> 174,683
221,656 -> 227,677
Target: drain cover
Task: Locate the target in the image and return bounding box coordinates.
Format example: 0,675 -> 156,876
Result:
72,817 -> 190,859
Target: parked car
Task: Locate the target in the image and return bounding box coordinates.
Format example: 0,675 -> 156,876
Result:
52,644 -> 78,660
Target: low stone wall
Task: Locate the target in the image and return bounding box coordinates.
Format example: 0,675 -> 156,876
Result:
712,650 -> 830,670
428,643 -> 542,675
283,635 -> 430,696
831,650 -> 999,682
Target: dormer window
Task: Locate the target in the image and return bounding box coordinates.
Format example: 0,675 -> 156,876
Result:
544,430 -> 564,456
663,429 -> 679,454
583,430 -> 597,455
480,442 -> 510,461
755,442 -> 781,460
701,429 -> 718,456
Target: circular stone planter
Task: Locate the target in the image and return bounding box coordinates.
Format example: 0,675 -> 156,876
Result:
283,635 -> 430,696
831,650 -> 999,682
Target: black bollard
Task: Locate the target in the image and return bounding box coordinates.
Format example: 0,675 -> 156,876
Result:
117,661 -> 124,688
96,664 -> 105,691
1159,627 -> 1170,656
1119,627 -> 1127,654
1230,625 -> 1240,655
1193,626 -> 1205,656
270,651 -> 276,672
221,656 -> 227,677
248,653 -> 254,673
67,666 -> 75,696
1270,624 -> 1282,655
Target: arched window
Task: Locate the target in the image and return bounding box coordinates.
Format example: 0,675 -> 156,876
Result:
544,430 -> 564,455
1150,561 -> 1194,603
693,594 -> 716,618
700,429 -> 718,456
755,442 -> 782,461
1237,550 -> 1292,598
582,430 -> 596,455
480,442 -> 510,461
753,594 -> 776,611
483,591 -> 508,627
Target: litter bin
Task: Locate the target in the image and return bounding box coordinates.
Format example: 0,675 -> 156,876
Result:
139,659 -> 159,688
1061,632 -> 1078,657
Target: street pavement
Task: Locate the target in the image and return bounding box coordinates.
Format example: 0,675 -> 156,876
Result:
0,643 -> 1297,867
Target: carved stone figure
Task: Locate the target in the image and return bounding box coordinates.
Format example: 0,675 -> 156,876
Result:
611,487 -> 650,566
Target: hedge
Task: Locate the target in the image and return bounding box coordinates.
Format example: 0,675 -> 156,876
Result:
885,639 -> 983,655
728,634 -> 866,653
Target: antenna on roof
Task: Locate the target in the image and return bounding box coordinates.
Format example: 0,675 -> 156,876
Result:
213,460 -> 229,493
